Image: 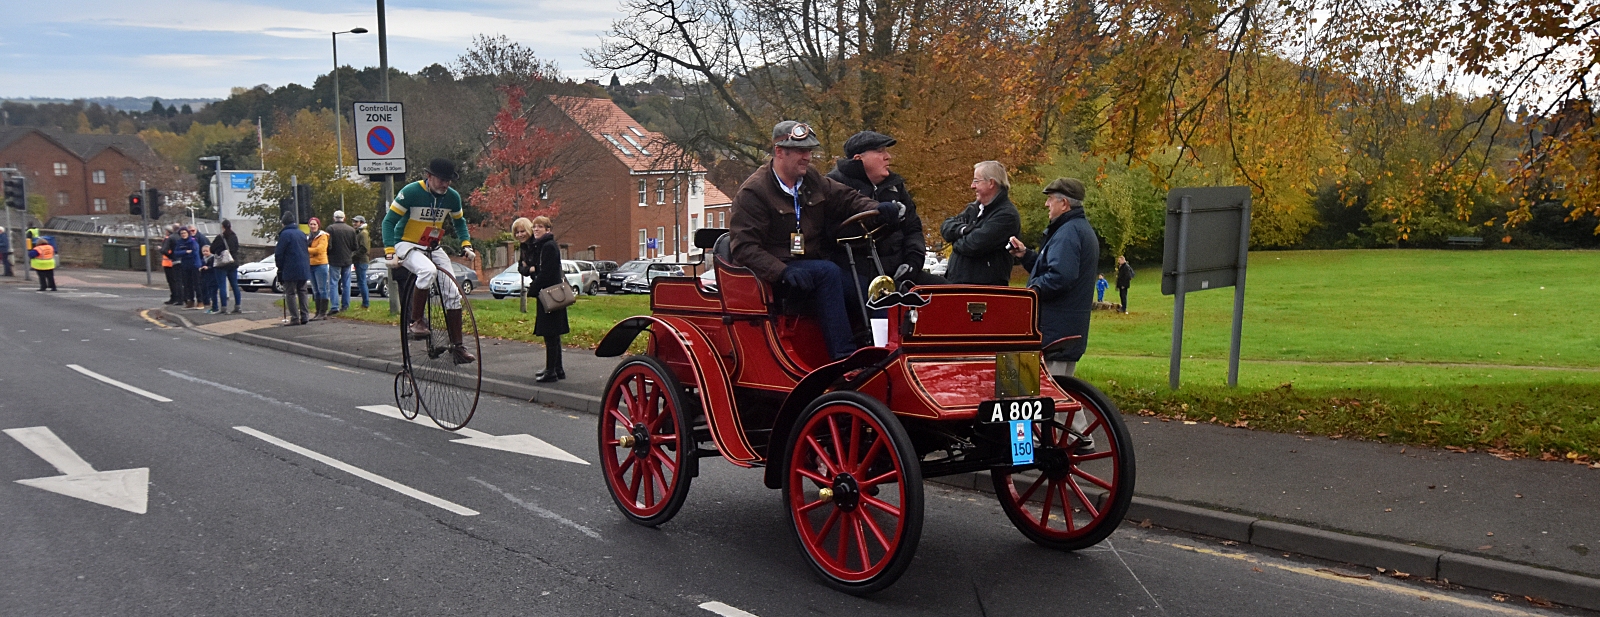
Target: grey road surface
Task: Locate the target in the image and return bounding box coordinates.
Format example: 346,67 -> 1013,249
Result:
0,279 -> 1582,616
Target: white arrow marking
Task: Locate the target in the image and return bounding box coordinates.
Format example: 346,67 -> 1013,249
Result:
357,405 -> 588,465
233,426 -> 478,516
4,426 -> 149,514
67,364 -> 171,402
700,602 -> 760,617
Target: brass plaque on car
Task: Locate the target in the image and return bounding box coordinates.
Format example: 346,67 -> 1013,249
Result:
994,351 -> 1040,398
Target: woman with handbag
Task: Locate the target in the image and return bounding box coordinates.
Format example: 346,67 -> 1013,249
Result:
211,219 -> 243,313
516,216 -> 569,382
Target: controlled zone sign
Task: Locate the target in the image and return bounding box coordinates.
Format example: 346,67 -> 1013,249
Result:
352,101 -> 407,175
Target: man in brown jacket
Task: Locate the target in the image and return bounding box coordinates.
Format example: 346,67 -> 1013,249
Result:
729,120 -> 900,361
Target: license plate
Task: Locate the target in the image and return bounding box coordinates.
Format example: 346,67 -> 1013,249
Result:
978,397 -> 1054,423
1009,420 -> 1034,465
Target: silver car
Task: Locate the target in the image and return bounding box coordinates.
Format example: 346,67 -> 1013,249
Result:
237,257 -> 281,293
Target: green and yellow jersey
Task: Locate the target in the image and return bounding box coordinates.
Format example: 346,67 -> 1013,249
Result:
382,180 -> 472,255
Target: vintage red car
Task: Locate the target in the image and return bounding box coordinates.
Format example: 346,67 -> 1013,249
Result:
595,225 -> 1136,594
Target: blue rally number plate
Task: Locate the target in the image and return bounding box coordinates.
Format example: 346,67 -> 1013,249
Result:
1008,420 -> 1034,465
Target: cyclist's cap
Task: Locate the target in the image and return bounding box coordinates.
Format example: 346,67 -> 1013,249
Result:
426,158 -> 459,181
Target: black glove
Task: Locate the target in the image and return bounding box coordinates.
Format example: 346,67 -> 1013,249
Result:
782,265 -> 813,291
894,263 -> 913,280
876,201 -> 904,221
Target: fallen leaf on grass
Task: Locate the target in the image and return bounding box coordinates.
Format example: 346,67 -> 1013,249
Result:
1316,568 -> 1372,579
1423,420 -> 1443,425
1525,596 -> 1556,608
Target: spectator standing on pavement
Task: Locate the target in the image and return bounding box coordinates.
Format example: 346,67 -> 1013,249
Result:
940,161 -> 1021,286
1096,274 -> 1108,303
1115,255 -> 1134,313
28,236 -> 56,291
172,228 -> 201,308
275,212 -> 312,325
198,245 -> 220,313
211,219 -> 243,314
325,210 -> 359,316
161,224 -> 181,305
1009,177 -> 1098,378
0,226 -> 12,277
518,216 -> 569,383
306,217 -> 330,321
351,215 -> 372,309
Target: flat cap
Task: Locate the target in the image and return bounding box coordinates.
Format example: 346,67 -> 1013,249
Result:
843,130 -> 896,158
1043,177 -> 1086,201
772,120 -> 821,149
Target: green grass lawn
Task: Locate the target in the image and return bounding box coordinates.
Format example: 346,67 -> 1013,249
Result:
331,250 -> 1600,459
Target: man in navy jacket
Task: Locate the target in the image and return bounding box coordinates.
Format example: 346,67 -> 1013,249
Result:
1008,177 -> 1098,378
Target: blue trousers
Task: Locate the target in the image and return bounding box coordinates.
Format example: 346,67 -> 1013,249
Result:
783,259 -> 856,361
310,264 -> 330,300
353,261 -> 370,307
218,267 -> 241,307
333,264 -> 353,311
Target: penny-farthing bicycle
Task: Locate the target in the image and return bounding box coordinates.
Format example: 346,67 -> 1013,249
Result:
391,248 -> 482,431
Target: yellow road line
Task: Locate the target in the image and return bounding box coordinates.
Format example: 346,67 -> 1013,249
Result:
1144,538 -> 1545,616
138,309 -> 171,329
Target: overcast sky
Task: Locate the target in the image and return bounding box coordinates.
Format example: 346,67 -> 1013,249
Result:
0,0 -> 620,100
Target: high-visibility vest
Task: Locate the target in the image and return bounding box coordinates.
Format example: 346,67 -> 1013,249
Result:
31,243 -> 55,270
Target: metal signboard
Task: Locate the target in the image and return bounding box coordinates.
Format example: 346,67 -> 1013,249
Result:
352,101 -> 407,175
1160,186 -> 1252,389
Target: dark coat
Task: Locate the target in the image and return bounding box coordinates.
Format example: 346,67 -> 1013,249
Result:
1018,208 -> 1099,362
171,236 -> 201,269
274,227 -> 312,283
0,230 -> 10,253
325,221 -> 359,268
729,161 -> 883,283
354,226 -> 371,260
825,158 -> 925,278
939,188 -> 1021,286
211,231 -> 240,270
1116,261 -> 1135,289
521,233 -> 569,337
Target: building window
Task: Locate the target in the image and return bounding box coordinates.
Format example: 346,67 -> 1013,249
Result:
93,198 -> 107,212
690,214 -> 699,232
57,191 -> 69,206
717,211 -> 725,228
538,183 -> 550,200
656,179 -> 666,204
673,179 -> 681,204
54,163 -> 68,176
92,170 -> 106,184
122,170 -> 135,185
638,180 -> 647,206
639,229 -> 647,259
657,226 -> 666,255
692,178 -> 703,197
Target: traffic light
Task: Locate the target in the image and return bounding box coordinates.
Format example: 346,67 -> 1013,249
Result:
147,189 -> 164,218
128,192 -> 144,216
295,184 -> 314,223
3,176 -> 24,210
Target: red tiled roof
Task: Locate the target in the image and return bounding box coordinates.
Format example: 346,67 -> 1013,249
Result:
547,96 -> 706,174
703,183 -> 732,207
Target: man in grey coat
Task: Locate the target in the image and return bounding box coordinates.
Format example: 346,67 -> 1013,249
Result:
1008,177 -> 1099,378
940,160 -> 1021,286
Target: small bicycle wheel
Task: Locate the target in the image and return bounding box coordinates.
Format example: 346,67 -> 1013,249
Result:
991,376 -> 1135,551
411,275 -> 481,431
393,370 -> 418,419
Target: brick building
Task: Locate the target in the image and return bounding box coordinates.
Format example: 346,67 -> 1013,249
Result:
533,96 -> 731,264
0,127 -> 159,219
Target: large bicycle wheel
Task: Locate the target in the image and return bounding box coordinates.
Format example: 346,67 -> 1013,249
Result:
405,274 -> 481,431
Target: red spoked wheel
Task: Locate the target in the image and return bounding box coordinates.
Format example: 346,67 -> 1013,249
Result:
599,355 -> 695,527
784,391 -> 923,595
991,376 -> 1136,550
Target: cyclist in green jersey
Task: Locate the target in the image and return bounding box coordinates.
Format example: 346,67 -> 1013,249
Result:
382,158 -> 477,364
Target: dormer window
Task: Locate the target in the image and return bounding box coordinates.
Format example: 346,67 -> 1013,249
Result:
603,134 -> 634,156
628,126 -> 646,137
622,134 -> 651,156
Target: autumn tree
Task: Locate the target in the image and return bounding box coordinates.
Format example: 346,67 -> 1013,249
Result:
241,109 -> 378,239
470,86 -> 576,233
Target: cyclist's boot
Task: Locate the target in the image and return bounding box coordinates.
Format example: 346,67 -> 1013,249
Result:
445,309 -> 475,364
407,289 -> 430,339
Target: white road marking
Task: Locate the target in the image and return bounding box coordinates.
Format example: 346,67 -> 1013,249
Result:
233,426 -> 478,516
699,601 -> 760,617
4,426 -> 149,514
164,370 -> 339,421
471,477 -> 601,539
67,364 -> 172,402
358,405 -> 588,465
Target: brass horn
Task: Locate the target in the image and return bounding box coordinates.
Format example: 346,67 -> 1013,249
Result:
867,275 -> 896,306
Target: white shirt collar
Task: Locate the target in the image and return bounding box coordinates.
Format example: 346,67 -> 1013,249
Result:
773,168 -> 803,197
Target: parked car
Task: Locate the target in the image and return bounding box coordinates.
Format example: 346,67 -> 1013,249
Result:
924,253 -> 948,277
489,261 -> 584,299
606,259 -> 685,294
238,257 -> 281,293
590,260 -> 620,281
620,262 -> 687,294
569,260 -> 601,295
353,259 -> 477,297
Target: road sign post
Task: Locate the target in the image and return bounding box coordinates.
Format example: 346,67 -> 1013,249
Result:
1161,186 -> 1252,390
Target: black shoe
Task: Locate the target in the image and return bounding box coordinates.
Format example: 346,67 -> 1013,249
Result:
1072,436 -> 1097,455
535,368 -> 563,383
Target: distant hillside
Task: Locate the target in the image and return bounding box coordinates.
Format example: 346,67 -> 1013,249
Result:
1,96 -> 220,113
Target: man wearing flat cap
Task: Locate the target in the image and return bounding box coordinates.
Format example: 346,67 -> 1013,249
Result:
728,120 -> 904,361
827,130 -> 941,291
1009,177 -> 1099,378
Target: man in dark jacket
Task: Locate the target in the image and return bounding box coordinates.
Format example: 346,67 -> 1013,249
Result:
1115,255 -> 1134,313
0,225 -> 12,277
352,215 -> 372,308
826,130 -> 939,286
940,161 -> 1021,286
274,212 -> 313,325
1009,177 -> 1099,379
325,210 -> 360,315
729,120 -> 900,361
161,225 -> 182,305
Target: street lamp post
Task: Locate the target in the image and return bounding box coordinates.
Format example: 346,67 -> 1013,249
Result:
332,27 -> 369,213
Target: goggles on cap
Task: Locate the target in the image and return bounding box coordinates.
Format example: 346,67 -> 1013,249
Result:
778,122 -> 813,144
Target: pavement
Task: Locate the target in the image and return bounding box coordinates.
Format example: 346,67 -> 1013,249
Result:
20,266 -> 1599,611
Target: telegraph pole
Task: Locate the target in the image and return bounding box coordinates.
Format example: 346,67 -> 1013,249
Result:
377,0 -> 400,314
